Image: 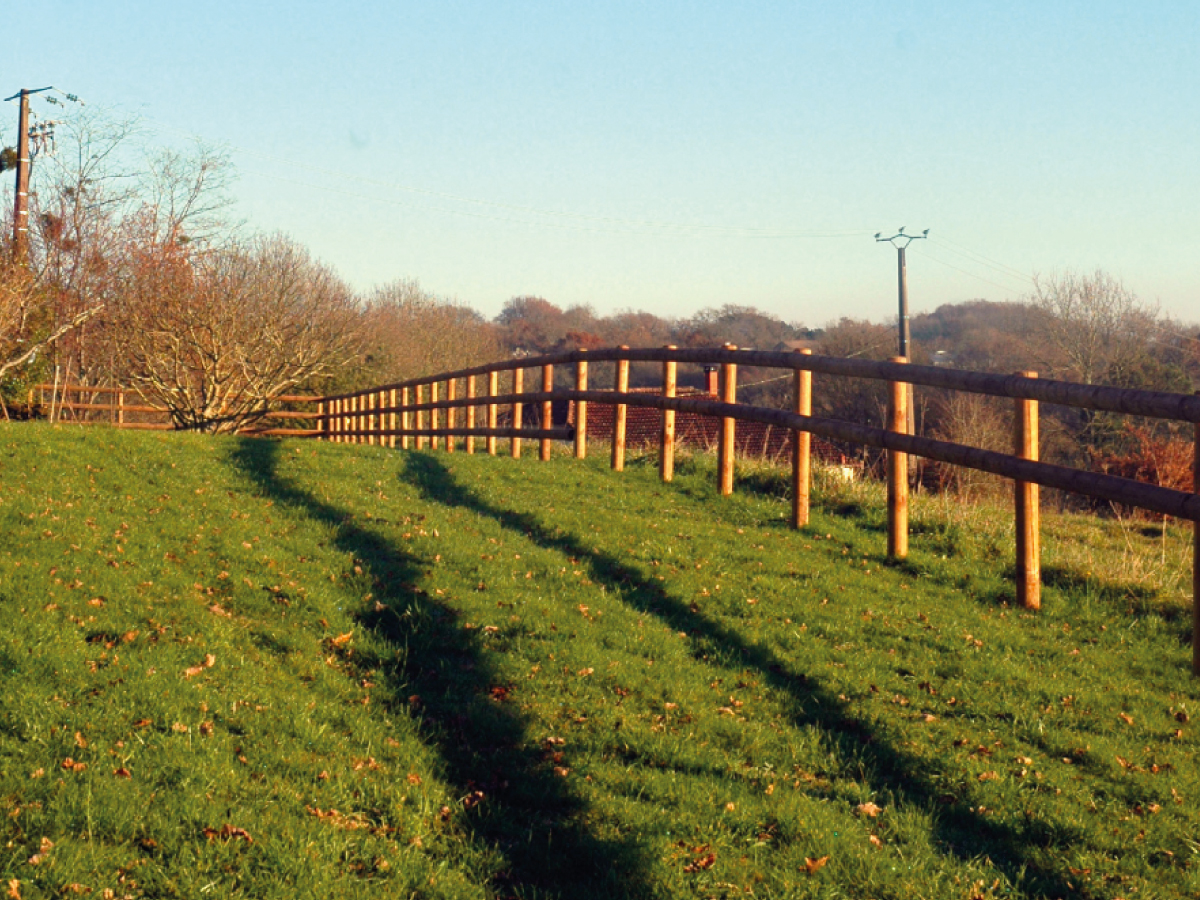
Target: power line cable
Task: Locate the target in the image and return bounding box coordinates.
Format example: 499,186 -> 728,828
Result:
929,234 -> 1033,284
916,246 -> 1030,296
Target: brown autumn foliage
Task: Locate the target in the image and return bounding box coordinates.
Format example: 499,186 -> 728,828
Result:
110,229 -> 361,433
1090,423 -> 1193,495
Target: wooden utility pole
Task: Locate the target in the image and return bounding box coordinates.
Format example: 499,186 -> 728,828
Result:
9,90 -> 32,260
876,228 -> 927,435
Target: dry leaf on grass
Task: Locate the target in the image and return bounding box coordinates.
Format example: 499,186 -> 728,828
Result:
856,801 -> 882,817
804,856 -> 830,875
203,825 -> 253,843
183,654 -> 216,678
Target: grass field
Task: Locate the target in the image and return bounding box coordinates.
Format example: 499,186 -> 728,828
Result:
1,424 -> 1198,899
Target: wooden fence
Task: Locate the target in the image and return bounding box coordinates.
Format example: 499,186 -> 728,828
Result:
31,383 -> 323,436
315,345 -> 1200,673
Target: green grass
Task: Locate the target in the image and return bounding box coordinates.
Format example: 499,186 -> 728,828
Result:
1,424 -> 1198,899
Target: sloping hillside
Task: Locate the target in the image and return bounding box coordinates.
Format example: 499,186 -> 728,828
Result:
1,425 -> 1197,899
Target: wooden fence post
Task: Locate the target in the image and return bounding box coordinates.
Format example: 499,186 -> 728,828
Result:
1015,371 -> 1041,610
400,388 -> 410,450
368,392 -> 378,445
388,388 -> 397,448
660,346 -> 677,482
511,368 -> 524,459
317,400 -> 326,441
446,378 -> 457,453
465,375 -> 476,454
612,348 -> 630,471
415,385 -> 426,450
792,348 -> 813,528
430,382 -> 441,450
887,356 -> 909,559
117,390 -> 125,428
487,371 -> 499,455
575,352 -> 588,459
331,398 -> 339,442
1193,403 -> 1199,675
348,395 -> 357,444
540,364 -> 554,461
719,344 -> 738,496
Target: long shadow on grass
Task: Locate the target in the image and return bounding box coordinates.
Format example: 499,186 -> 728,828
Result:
403,452 -> 1083,898
227,440 -> 655,900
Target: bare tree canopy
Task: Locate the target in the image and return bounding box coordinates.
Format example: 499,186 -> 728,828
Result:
358,280 -> 500,387
114,233 -> 361,432
1028,270 -> 1160,386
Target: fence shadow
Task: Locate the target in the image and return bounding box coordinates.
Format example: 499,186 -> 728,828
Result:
401,452 -> 1082,898
226,439 -> 655,900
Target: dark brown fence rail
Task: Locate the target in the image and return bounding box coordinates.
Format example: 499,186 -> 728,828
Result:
31,384 -> 323,436
314,345 -> 1200,674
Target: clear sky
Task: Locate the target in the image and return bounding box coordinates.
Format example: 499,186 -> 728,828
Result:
5,1 -> 1198,326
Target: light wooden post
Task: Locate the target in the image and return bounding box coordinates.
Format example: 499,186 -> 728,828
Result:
465,375 -> 476,454
575,352 -> 588,459
388,388 -> 397,448
117,390 -> 125,427
400,388 -> 411,450
1015,371 -> 1041,610
887,356 -> 909,559
660,346 -> 677,482
540,364 -> 554,461
1193,406 -> 1199,675
348,395 -> 358,444
486,371 -> 499,455
317,400 -> 326,441
792,348 -> 813,529
430,382 -> 440,450
511,368 -> 524,459
718,344 -> 738,496
415,385 -> 426,450
611,348 -> 630,471
368,392 -> 378,445
332,398 -> 341,443
446,378 -> 457,453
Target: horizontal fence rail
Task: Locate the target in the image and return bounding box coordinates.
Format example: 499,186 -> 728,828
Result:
31,384 -> 324,436
322,347 -> 1200,423
216,346 -> 1200,673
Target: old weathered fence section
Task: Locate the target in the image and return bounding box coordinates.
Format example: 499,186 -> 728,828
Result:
31,384 -> 323,436
318,346 -> 1200,673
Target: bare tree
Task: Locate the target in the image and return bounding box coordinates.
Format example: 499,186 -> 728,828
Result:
115,233 -> 361,432
358,280 -> 500,386
1028,270 -> 1159,386
1,104 -> 236,396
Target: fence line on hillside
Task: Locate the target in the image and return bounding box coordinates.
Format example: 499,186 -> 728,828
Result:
314,345 -> 1200,675
30,383 -> 323,436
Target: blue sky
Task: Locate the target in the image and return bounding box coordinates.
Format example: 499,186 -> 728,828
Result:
6,1 -> 1197,325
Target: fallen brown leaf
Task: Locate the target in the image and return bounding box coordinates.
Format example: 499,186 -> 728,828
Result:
804,856 -> 830,875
